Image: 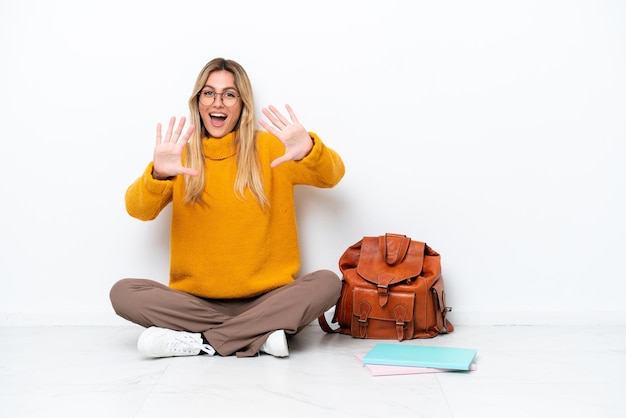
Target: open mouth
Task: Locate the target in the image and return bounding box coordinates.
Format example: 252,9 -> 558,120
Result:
210,113 -> 227,127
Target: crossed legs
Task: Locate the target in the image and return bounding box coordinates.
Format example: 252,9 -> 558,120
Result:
110,270 -> 341,357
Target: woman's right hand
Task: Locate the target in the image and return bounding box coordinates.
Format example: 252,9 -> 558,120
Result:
152,116 -> 199,179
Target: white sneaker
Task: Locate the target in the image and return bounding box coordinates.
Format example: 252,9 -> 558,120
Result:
137,326 -> 216,358
260,330 -> 289,357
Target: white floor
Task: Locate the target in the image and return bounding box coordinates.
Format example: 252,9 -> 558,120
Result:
1,324 -> 625,418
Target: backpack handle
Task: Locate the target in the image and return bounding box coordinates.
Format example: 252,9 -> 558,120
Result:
381,233 -> 411,266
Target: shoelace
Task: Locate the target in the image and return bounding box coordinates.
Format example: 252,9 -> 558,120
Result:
199,344 -> 216,356
169,333 -> 216,356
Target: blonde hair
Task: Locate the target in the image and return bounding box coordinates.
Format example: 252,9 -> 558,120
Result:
184,58 -> 268,207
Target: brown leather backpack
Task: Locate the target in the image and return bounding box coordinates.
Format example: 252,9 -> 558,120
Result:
319,233 -> 453,340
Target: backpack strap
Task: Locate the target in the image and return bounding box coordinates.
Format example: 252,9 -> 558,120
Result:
356,300 -> 372,338
393,304 -> 409,340
317,312 -> 339,334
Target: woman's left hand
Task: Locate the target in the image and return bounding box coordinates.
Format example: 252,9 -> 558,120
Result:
259,104 -> 314,168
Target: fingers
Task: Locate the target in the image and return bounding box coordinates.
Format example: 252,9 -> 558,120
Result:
164,116 -> 176,144
258,118 -> 281,138
157,117 -> 192,145
262,104 -> 297,130
284,104 -> 300,124
156,123 -> 162,145
180,167 -> 200,177
261,106 -> 284,130
270,155 -> 288,168
173,116 -> 187,142
179,124 -> 195,145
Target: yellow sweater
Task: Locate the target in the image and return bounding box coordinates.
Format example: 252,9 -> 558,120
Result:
125,131 -> 345,298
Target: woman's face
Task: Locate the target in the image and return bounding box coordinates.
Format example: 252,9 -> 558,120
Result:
198,70 -> 243,138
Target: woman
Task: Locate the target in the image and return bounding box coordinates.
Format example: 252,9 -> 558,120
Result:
110,58 -> 345,358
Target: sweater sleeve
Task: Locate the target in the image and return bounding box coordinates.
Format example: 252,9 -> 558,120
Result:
291,132 -> 345,188
125,162 -> 174,221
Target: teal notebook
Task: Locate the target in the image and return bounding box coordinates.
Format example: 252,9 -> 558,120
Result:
361,343 -> 477,371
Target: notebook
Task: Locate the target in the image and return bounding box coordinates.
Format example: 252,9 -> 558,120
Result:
355,353 -> 477,376
360,343 -> 477,371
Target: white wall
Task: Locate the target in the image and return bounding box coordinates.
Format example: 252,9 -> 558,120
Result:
1,0 -> 624,326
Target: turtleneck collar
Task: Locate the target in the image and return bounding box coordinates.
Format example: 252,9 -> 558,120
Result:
203,132 -> 237,161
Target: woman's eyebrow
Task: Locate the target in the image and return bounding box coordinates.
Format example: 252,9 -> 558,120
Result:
202,84 -> 237,91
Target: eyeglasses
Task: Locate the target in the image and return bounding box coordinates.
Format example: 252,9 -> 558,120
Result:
197,89 -> 240,107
